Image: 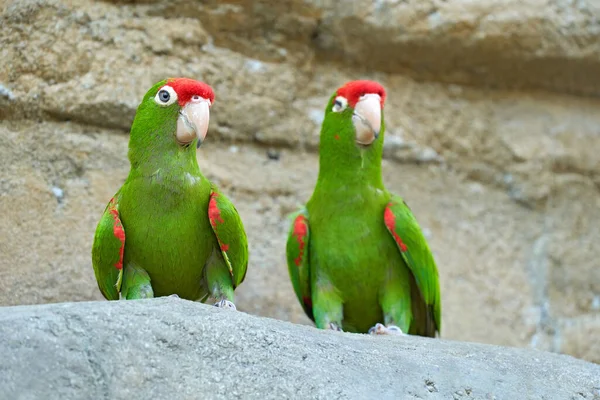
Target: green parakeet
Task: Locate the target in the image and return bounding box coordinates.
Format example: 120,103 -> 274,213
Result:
286,80 -> 441,336
92,78 -> 248,309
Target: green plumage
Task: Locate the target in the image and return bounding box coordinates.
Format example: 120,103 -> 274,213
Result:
92,79 -> 248,303
286,81 -> 441,336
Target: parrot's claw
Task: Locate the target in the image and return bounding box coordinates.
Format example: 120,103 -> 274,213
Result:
214,299 -> 237,311
328,322 -> 343,332
368,323 -> 405,336
168,294 -> 180,299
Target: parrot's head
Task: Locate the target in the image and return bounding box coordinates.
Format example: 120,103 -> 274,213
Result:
130,78 -> 215,152
320,80 -> 386,152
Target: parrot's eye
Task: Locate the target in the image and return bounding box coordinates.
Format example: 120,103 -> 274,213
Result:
332,96 -> 348,113
154,85 -> 178,107
159,90 -> 170,102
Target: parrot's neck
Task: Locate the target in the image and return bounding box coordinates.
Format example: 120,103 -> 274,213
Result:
313,145 -> 384,196
127,136 -> 202,183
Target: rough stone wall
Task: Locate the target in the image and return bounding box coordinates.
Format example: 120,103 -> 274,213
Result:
1,0 -> 598,363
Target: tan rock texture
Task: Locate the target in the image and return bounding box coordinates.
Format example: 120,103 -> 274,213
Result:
1,0 -> 598,363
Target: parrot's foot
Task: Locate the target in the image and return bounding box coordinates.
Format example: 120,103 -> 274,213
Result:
327,322 -> 343,332
214,299 -> 237,311
368,323 -> 405,336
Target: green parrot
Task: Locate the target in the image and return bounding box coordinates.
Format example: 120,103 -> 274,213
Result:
286,80 -> 441,336
92,78 -> 248,309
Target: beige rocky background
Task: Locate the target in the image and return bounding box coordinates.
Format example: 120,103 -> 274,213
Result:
1,0 -> 599,364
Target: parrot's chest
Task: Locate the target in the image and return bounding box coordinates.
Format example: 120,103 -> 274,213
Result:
308,189 -> 399,275
118,178 -> 215,293
310,211 -> 395,264
307,189 -> 403,329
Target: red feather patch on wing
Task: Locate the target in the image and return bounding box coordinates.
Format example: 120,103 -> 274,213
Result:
292,214 -> 308,267
108,197 -> 125,270
303,295 -> 313,309
208,192 -> 230,252
384,202 -> 408,252
163,78 -> 215,107
336,80 -> 386,108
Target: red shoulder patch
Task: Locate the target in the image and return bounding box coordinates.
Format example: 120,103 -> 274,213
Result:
208,192 -> 229,252
292,215 -> 308,267
384,202 -> 408,252
108,197 -> 125,270
302,295 -> 313,309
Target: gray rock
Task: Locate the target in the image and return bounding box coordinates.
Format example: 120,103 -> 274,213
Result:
0,298 -> 598,400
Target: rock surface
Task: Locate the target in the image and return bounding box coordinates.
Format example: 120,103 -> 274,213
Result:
1,0 -> 599,364
1,298 -> 599,400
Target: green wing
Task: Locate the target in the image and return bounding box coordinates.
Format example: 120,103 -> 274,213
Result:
285,208 -> 313,321
207,184 -> 248,288
384,195 -> 441,336
91,196 -> 125,300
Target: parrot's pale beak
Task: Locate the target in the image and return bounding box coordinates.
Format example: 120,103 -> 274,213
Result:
176,98 -> 211,148
352,94 -> 382,146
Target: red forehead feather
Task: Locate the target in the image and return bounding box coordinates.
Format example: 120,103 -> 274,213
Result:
162,78 -> 215,107
336,80 -> 386,108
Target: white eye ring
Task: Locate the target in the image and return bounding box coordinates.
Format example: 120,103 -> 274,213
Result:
154,85 -> 178,107
332,96 -> 348,113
